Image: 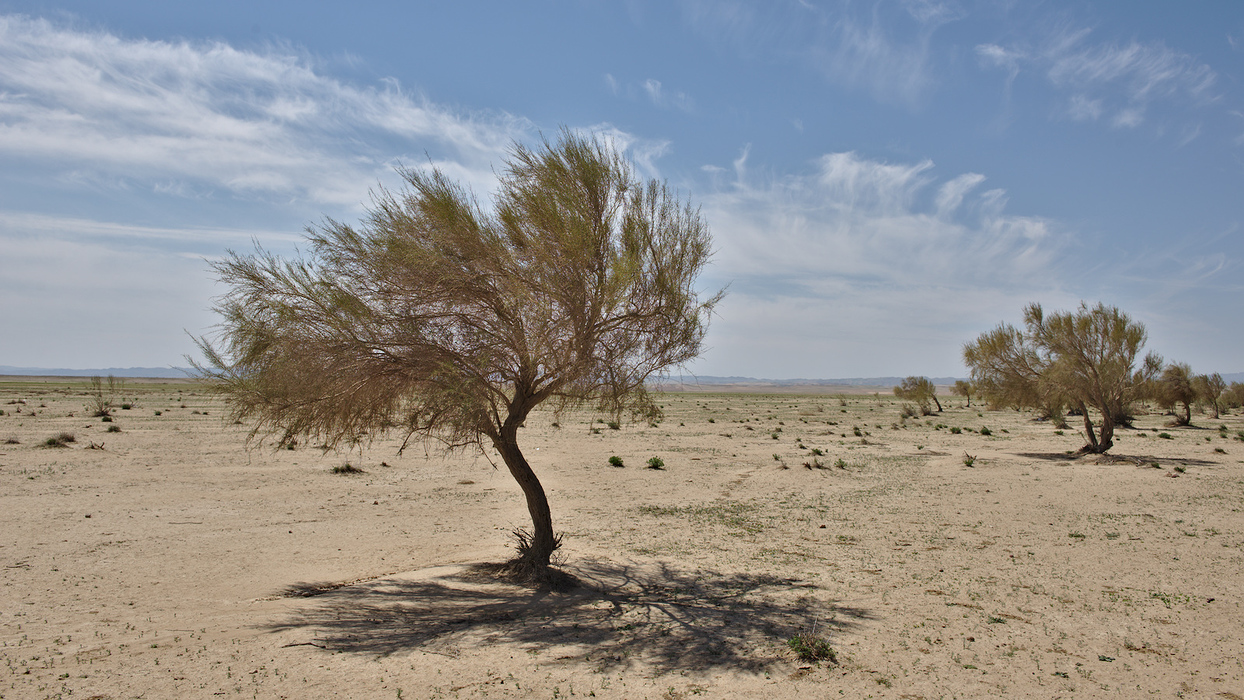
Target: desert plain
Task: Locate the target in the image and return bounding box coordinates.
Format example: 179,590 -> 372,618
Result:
1,377 -> 1242,699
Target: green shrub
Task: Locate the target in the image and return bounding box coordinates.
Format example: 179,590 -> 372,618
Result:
331,463 -> 363,474
963,452 -> 976,467
44,432 -> 75,447
607,421 -> 620,430
646,456 -> 665,470
979,426 -> 991,436
949,426 -> 962,434
106,425 -> 121,433
787,634 -> 836,663
1159,432 -> 1172,440
608,455 -> 624,467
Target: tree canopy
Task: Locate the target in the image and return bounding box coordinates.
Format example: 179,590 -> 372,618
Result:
893,376 -> 941,414
196,130 -> 722,581
963,302 -> 1161,454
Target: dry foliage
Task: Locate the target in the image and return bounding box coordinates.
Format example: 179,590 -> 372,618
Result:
195,129 -> 721,578
963,302 -> 1160,453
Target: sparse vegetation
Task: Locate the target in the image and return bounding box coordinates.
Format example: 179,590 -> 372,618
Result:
787,634 -> 836,663
44,432 -> 75,447
330,463 -> 364,474
608,455 -> 625,468
646,456 -> 665,470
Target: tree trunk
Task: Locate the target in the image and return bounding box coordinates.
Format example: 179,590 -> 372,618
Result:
1096,410 -> 1115,453
1077,402 -> 1114,454
1181,401 -> 1192,426
932,394 -> 942,412
494,423 -> 557,578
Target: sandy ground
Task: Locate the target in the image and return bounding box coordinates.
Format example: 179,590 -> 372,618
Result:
1,378 -> 1242,699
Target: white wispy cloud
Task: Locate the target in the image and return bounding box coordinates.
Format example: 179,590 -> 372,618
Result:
680,0 -> 958,107
0,14 -> 532,207
691,150 -> 1074,376
978,27 -> 1218,131
603,74 -> 695,113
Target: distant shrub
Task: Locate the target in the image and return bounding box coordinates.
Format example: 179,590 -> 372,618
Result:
608,455 -> 624,467
106,425 -> 121,433
979,427 -> 992,436
646,456 -> 665,470
331,463 -> 364,474
963,452 -> 976,467
1158,432 -> 1172,440
44,432 -> 75,448
949,426 -> 962,434
788,634 -> 836,663
607,421 -> 620,430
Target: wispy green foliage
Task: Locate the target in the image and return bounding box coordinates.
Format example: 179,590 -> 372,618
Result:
893,376 -> 940,414
964,302 -> 1160,454
195,129 -> 721,578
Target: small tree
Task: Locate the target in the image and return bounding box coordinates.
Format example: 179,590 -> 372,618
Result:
195,130 -> 722,582
1192,372 -> 1226,420
963,302 -> 1161,454
1157,363 -> 1196,426
1224,382 -> 1244,411
894,376 -> 941,414
950,379 -> 974,408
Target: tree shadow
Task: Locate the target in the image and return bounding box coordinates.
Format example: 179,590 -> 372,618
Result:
1014,452 -> 1217,467
264,558 -> 871,673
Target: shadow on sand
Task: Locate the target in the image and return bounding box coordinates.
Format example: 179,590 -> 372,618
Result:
1014,451 -> 1218,467
265,559 -> 872,672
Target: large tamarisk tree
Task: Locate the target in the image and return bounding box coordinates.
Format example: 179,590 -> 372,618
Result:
195,131 -> 721,581
963,302 -> 1161,454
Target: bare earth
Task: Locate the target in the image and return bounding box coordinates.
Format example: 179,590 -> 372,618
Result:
1,379 -> 1242,699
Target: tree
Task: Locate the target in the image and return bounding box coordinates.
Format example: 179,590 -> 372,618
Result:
963,302 -> 1161,454
195,130 -> 722,582
1156,363 -> 1196,426
894,376 -> 941,414
950,379 -> 974,408
1192,372 -> 1226,420
1224,382 -> 1244,411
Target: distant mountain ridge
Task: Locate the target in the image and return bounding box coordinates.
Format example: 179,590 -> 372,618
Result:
4,367 -> 1242,384
659,375 -> 965,387
0,366 -> 194,378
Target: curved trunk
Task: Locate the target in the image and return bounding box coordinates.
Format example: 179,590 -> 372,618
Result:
932,394 -> 943,412
495,424 -> 556,574
1077,402 -> 1114,454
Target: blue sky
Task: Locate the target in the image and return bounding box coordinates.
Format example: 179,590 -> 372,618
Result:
1,1 -> 1241,378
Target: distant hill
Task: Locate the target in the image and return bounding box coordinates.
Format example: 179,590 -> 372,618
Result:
0,366 -> 193,378
660,375 -> 964,387
4,366 -> 1240,385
